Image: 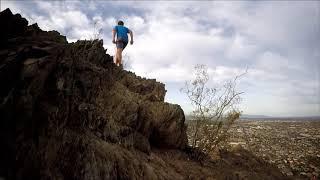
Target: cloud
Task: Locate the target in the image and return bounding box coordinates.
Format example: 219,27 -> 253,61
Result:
225,34 -> 259,61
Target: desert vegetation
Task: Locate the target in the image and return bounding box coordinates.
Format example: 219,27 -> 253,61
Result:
181,64 -> 246,154
91,19 -> 103,40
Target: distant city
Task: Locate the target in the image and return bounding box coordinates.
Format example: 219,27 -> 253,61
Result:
240,114 -> 320,121
185,114 -> 320,121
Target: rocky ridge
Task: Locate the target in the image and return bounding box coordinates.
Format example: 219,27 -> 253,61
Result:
0,8 -> 289,180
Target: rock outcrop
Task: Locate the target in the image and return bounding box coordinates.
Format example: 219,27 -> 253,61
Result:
0,8 -> 289,180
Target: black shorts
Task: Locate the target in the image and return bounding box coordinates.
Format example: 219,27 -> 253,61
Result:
116,38 -> 128,49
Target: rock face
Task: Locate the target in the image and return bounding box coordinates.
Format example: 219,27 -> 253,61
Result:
0,8 -> 288,180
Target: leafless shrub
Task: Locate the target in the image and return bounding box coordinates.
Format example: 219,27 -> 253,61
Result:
91,19 -> 103,40
181,64 -> 246,153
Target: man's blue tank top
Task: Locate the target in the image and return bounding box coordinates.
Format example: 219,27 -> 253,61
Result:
114,25 -> 129,42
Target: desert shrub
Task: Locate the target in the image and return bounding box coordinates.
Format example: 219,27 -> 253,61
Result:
181,64 -> 245,154
91,19 -> 103,40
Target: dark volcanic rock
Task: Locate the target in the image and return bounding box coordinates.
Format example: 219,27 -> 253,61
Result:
0,8 -> 188,179
0,8 -> 288,180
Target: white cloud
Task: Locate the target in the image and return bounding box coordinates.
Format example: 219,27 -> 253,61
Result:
122,16 -> 146,34
255,51 -> 289,72
146,64 -> 193,83
225,34 -> 258,60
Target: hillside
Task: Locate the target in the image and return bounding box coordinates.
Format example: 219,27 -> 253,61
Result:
0,8 -> 290,180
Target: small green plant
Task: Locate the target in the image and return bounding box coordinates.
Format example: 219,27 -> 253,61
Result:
181,64 -> 246,154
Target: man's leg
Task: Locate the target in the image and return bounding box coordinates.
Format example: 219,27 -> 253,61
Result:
114,48 -> 118,65
116,48 -> 123,65
114,48 -> 121,66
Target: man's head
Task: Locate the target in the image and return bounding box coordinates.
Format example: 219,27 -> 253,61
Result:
118,20 -> 124,26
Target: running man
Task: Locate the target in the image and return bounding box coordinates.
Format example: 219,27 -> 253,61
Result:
112,20 -> 133,67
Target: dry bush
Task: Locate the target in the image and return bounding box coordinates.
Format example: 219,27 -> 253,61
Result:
181,64 -> 246,154
92,19 -> 103,40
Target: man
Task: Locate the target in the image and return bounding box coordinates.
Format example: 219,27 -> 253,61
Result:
112,20 -> 133,67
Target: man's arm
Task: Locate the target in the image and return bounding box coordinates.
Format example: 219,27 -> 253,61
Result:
129,29 -> 133,44
112,29 -> 116,44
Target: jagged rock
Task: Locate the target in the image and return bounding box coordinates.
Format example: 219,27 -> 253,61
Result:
0,8 -> 28,43
0,8 -> 288,180
0,8 -> 188,179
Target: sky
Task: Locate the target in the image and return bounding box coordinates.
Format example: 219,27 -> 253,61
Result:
2,0 -> 320,117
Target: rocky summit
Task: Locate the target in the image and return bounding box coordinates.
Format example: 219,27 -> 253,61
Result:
0,8 -> 289,180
